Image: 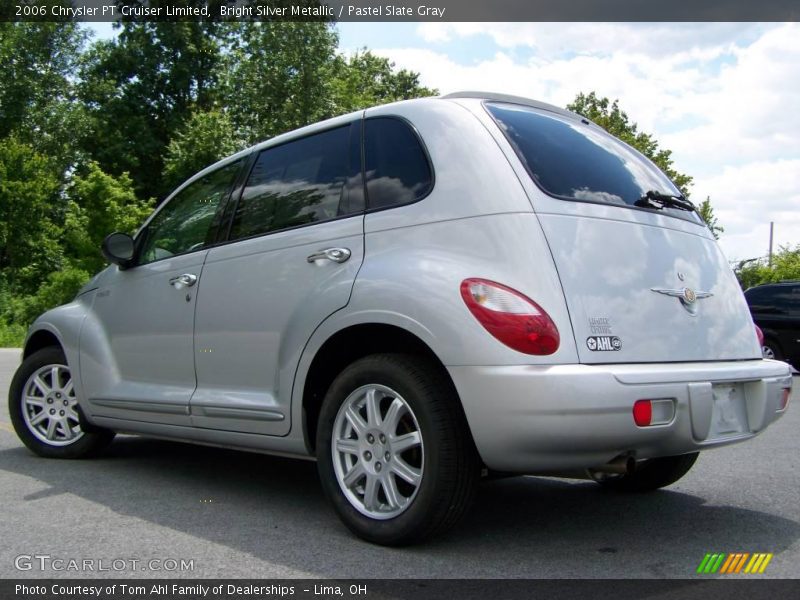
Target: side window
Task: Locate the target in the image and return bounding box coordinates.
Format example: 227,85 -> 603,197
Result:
364,117 -> 433,209
746,288 -> 770,312
229,123 -> 361,240
137,160 -> 242,265
771,290 -> 792,315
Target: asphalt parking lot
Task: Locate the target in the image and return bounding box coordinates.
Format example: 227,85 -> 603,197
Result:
0,348 -> 798,579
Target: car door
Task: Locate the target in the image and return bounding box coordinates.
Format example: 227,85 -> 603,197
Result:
190,119 -> 364,436
770,286 -> 800,364
80,159 -> 244,425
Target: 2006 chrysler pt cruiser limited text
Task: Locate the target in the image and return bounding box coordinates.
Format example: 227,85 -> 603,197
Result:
9,92 -> 792,545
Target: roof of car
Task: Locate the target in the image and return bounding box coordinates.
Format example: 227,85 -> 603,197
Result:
442,91 -> 587,123
746,280 -> 800,291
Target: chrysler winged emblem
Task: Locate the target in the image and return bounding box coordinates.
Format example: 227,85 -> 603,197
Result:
650,286 -> 713,315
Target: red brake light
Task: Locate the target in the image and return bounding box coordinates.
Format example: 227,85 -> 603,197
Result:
633,400 -> 652,427
779,388 -> 790,411
755,324 -> 764,346
460,278 -> 560,355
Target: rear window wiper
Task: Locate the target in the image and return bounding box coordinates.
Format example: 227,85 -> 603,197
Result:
634,190 -> 696,212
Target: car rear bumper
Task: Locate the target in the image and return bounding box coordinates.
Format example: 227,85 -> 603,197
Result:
448,359 -> 792,473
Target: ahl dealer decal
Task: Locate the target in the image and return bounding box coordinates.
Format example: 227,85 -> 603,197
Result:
586,336 -> 622,351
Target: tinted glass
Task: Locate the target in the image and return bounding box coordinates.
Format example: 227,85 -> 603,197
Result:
745,288 -> 767,305
487,102 -> 685,209
138,160 -> 241,265
771,290 -> 797,314
364,117 -> 432,209
230,124 -> 361,240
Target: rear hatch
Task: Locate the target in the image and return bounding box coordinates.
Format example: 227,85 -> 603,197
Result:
484,101 -> 761,364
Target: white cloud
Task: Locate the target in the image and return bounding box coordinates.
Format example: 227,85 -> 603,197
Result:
372,23 -> 800,261
695,160 -> 800,261
417,23 -> 761,58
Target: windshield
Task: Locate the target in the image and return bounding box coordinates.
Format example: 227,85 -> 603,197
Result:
487,102 -> 689,210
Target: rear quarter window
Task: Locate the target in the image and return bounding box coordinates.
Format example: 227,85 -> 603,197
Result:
364,117 -> 433,210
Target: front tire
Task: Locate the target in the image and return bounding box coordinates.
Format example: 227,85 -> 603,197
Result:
595,453 -> 699,492
9,347 -> 115,458
316,354 -> 480,545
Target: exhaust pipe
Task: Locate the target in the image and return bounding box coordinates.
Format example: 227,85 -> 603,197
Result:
591,455 -> 635,475
525,455 -> 637,481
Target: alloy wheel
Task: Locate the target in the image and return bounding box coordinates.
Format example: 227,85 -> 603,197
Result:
331,384 -> 424,520
21,364 -> 83,446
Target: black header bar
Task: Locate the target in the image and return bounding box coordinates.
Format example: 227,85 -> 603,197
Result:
4,579 -> 800,600
2,0 -> 799,22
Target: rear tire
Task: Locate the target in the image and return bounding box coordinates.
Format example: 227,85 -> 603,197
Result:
595,453 -> 699,492
9,347 -> 115,458
316,353 -> 480,545
761,338 -> 784,361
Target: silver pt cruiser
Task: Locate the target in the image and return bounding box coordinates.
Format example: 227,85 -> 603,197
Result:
9,92 -> 793,545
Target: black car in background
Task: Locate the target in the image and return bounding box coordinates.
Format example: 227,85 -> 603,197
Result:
745,281 -> 800,369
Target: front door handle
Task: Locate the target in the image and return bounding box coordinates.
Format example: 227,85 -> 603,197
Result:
169,273 -> 198,289
307,247 -> 351,264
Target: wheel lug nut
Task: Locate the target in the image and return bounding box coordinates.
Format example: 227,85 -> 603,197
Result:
60,410 -> 65,416
49,409 -> 56,415
63,400 -> 68,406
364,451 -> 372,461
366,434 -> 374,444
47,398 -> 53,404
55,393 -> 61,399
379,434 -> 386,443
385,452 -> 391,461
375,462 -> 382,472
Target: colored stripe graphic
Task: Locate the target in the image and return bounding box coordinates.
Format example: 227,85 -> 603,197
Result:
734,553 -> 749,573
699,553 -> 773,574
758,554 -> 773,573
745,554 -> 760,573
707,554 -> 726,573
697,554 -> 713,574
719,554 -> 736,574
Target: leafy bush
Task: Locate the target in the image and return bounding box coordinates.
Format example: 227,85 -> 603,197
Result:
735,245 -> 800,289
0,321 -> 25,348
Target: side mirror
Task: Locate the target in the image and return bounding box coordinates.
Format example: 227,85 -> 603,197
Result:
101,232 -> 135,269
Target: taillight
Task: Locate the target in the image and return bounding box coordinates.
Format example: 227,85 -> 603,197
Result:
460,278 -> 560,355
632,400 -> 652,426
779,388 -> 790,411
755,324 -> 764,346
633,399 -> 675,427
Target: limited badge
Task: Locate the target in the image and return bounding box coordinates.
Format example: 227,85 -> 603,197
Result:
587,336 -> 622,351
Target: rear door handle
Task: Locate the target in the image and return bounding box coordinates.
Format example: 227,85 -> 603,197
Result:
307,248 -> 351,264
169,273 -> 198,289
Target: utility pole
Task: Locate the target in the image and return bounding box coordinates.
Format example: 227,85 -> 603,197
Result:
768,221 -> 774,268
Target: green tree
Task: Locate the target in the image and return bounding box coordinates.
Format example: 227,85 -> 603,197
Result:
63,162 -> 154,275
331,49 -> 437,113
225,22 -> 340,144
162,110 -> 246,191
0,137 -> 64,295
0,22 -> 88,167
735,245 -> 800,289
79,20 -> 229,200
0,161 -> 153,341
697,197 -> 724,240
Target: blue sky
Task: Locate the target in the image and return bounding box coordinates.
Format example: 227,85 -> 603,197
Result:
87,22 -> 800,261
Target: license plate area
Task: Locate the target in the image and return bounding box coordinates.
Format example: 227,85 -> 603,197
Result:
707,383 -> 749,440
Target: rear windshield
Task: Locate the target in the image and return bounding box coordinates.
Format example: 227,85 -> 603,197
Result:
486,102 -> 685,209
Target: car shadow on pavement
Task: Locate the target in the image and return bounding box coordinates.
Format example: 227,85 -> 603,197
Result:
1,435 -> 798,578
